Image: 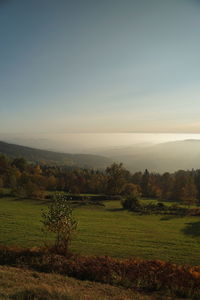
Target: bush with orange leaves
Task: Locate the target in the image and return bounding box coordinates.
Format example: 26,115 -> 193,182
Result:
0,245 -> 200,299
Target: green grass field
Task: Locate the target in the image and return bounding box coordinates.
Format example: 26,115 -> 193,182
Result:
0,197 -> 200,265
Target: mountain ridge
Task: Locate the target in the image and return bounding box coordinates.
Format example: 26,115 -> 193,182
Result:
0,140 -> 112,169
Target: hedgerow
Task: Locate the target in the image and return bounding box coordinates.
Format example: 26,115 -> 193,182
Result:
0,245 -> 200,299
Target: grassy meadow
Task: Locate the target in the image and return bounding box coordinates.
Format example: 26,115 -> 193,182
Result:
0,196 -> 200,265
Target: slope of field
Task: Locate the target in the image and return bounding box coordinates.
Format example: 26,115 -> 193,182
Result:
0,141 -> 111,168
0,197 -> 200,265
0,266 -> 155,300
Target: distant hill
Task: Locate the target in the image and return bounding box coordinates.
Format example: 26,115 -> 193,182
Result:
108,139 -> 200,173
0,141 -> 112,169
2,139 -> 200,172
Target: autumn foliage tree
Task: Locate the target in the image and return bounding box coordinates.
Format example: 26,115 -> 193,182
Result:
105,163 -> 129,195
180,177 -> 198,207
121,183 -> 141,196
1,154 -> 200,206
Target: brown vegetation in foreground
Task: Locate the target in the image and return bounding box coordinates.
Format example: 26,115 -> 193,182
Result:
0,246 -> 200,299
0,266 -> 153,300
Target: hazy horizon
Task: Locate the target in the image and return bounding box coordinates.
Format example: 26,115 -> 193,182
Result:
2,132 -> 200,154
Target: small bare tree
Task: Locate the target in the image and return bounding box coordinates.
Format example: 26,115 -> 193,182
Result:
41,193 -> 77,254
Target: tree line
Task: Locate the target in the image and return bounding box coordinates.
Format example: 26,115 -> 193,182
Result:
0,154 -> 199,206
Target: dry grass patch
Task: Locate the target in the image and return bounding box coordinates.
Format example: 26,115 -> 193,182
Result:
0,266 -> 157,300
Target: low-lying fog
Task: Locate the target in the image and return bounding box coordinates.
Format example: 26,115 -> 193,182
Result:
2,133 -> 200,172
1,133 -> 200,154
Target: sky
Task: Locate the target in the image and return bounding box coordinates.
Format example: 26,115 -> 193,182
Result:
1,0 -> 200,137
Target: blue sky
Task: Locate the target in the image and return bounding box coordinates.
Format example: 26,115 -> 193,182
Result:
1,0 -> 200,134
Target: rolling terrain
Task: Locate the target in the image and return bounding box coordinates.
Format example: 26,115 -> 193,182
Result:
0,141 -> 112,169
2,139 -> 200,173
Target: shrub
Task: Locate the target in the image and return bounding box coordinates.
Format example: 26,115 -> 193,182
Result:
11,186 -> 27,198
11,183 -> 45,199
41,194 -> 77,254
156,202 -> 165,209
121,194 -> 141,210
